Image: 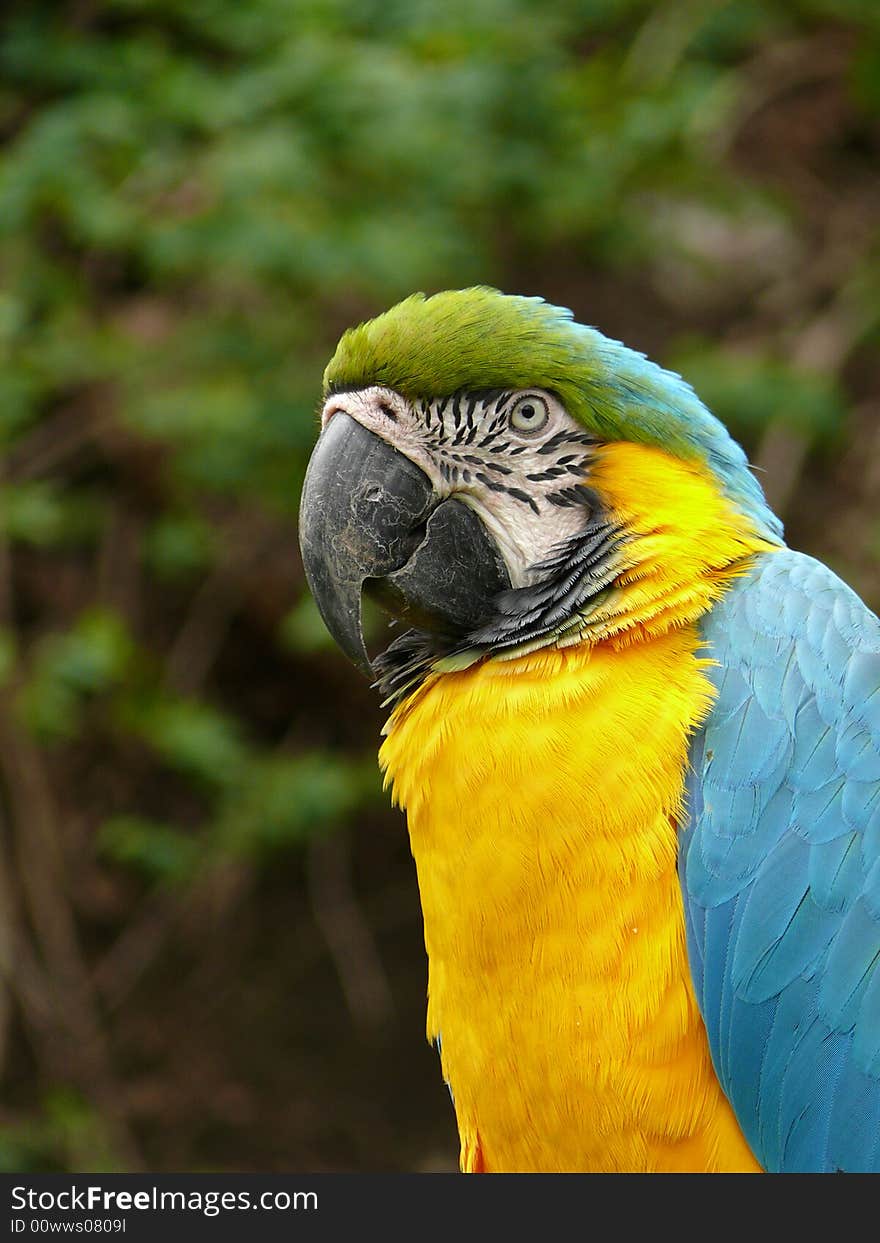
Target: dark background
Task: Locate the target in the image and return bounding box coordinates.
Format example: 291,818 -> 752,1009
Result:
0,0 -> 877,1172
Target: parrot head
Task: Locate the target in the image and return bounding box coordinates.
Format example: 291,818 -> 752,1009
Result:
299,288 -> 783,699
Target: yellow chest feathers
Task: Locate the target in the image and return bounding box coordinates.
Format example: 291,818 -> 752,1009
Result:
379,628 -> 760,1172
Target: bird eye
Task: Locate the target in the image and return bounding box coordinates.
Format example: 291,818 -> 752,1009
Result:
509,394 -> 549,434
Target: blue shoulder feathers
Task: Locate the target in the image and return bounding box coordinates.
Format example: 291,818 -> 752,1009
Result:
680,548 -> 880,1172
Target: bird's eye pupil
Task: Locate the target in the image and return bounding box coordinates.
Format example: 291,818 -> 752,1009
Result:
510,394 -> 549,433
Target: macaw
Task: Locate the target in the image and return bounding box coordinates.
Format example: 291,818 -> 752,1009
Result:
298,287 -> 880,1173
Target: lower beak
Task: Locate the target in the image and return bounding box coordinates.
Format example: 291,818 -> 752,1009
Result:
298,413 -> 510,676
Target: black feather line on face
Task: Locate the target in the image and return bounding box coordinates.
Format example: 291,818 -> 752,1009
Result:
464,517 -> 627,651
547,484 -> 596,507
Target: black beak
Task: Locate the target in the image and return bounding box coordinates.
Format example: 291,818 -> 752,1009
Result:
298,413 -> 510,676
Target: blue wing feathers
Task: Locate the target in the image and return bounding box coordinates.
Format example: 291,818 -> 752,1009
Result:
865,856 -> 880,917
779,1025 -> 848,1171
757,977 -> 819,1166
699,891 -> 734,1052
827,1063 -> 880,1172
738,889 -> 838,1004
716,894 -> 741,1087
794,779 -> 848,844
855,783 -> 880,856
838,718 -> 880,781
729,833 -> 812,999
680,548 -> 880,1171
818,898 -> 880,1030
791,701 -> 839,787
725,991 -> 776,1138
808,831 -> 860,911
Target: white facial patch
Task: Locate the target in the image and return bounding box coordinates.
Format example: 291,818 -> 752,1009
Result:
321,385 -> 597,587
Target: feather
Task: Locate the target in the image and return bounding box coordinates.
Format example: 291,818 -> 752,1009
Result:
680,549 -> 880,1171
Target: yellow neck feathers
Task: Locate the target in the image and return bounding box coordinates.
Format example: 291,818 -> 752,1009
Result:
380,441 -> 770,1172
579,440 -> 776,645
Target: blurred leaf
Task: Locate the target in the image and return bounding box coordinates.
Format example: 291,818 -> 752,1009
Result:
142,512 -> 216,580
278,594 -> 336,654
99,815 -> 202,884
124,694 -> 250,788
0,629 -> 16,687
215,750 -> 381,855
19,610 -> 135,738
0,482 -> 103,548
0,1091 -> 121,1174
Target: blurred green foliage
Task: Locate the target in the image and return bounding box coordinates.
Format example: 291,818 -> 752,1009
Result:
0,0 -> 877,1172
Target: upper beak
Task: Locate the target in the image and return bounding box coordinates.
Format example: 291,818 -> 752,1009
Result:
298,413 -> 510,676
